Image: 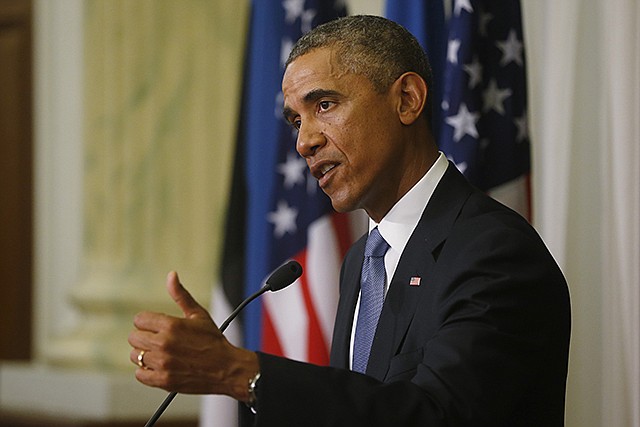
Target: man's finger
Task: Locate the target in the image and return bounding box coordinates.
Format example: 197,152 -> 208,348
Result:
166,271 -> 208,319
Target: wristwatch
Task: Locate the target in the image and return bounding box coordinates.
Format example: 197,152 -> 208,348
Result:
246,371 -> 261,414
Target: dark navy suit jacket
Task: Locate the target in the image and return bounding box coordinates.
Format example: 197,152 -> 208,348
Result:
254,164 -> 571,426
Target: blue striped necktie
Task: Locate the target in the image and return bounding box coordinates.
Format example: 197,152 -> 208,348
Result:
353,227 -> 390,373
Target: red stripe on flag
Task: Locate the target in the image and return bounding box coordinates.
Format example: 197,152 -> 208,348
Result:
261,306 -> 284,356
331,212 -> 355,256
293,251 -> 331,365
260,213 -> 354,364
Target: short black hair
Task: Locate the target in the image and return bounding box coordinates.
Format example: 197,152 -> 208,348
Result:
286,15 -> 434,124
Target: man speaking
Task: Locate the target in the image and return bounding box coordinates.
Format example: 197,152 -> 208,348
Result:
128,15 -> 570,426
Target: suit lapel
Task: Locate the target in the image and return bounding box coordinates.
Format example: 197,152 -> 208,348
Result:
366,163 -> 473,381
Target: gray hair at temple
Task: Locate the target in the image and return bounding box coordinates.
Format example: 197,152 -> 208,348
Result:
286,15 -> 434,123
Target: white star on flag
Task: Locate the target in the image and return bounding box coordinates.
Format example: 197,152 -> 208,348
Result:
282,0 -> 305,24
515,113 -> 528,142
463,57 -> 483,89
497,29 -> 524,66
301,9 -> 317,33
448,154 -> 468,174
482,79 -> 512,115
281,37 -> 294,67
456,161 -> 468,174
445,103 -> 480,142
278,151 -> 307,189
447,39 -> 461,64
453,0 -> 474,16
268,200 -> 298,238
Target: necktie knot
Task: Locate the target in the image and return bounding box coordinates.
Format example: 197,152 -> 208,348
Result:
365,227 -> 389,258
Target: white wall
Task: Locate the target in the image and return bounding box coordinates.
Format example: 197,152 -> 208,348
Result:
348,0 -> 384,15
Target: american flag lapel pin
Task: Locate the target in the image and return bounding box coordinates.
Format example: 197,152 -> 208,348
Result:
409,276 -> 421,286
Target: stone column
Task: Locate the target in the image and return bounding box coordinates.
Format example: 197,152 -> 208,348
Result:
45,0 -> 246,371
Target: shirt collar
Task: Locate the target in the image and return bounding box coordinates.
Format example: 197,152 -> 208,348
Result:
369,152 -> 449,253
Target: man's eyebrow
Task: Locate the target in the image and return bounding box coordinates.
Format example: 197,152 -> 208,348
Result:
303,88 -> 341,103
282,88 -> 342,122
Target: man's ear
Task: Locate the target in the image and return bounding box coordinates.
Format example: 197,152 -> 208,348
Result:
395,72 -> 428,125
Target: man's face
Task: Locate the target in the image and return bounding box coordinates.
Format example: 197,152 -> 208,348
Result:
282,47 -> 406,220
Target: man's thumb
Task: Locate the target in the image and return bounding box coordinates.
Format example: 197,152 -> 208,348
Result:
166,271 -> 206,318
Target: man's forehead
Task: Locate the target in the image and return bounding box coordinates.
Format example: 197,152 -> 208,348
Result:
283,48 -> 348,93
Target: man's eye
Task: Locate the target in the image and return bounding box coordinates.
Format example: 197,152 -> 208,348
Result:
292,119 -> 301,130
319,101 -> 332,111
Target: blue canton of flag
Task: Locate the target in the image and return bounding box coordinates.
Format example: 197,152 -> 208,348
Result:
242,0 -> 349,359
439,0 -> 531,215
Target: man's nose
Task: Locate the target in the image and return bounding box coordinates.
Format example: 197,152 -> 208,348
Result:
296,122 -> 326,158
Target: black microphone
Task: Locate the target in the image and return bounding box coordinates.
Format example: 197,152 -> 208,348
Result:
143,260 -> 303,427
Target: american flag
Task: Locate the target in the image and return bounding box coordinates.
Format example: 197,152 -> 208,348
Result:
234,0 -> 349,366
205,0 -> 352,427
205,3 -> 350,425
388,0 -> 531,219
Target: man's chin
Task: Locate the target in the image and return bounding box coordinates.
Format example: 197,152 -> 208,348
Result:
327,195 -> 359,214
